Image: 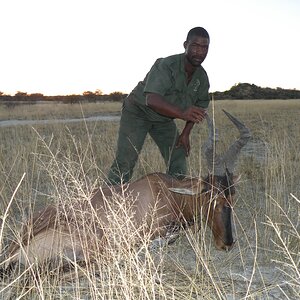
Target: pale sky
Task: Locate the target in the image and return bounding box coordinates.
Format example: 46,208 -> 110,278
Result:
0,0 -> 299,96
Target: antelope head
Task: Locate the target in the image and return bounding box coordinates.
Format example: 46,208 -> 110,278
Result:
201,110 -> 251,250
170,111 -> 251,251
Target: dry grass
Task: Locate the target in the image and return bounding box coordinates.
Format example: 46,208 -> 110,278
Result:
0,101 -> 122,120
0,99 -> 299,299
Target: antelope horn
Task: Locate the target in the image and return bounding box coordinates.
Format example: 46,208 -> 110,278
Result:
221,110 -> 251,173
202,115 -> 225,176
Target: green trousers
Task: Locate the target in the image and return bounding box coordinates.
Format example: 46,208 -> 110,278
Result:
107,99 -> 187,185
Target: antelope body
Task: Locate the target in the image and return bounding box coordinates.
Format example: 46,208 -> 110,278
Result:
2,110 -> 251,270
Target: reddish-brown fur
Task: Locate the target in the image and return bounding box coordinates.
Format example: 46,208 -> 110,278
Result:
4,172 -> 236,268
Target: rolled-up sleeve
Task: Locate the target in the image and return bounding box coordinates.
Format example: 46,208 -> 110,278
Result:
195,75 -> 210,109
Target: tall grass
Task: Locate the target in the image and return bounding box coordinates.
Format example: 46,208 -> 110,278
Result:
0,99 -> 299,299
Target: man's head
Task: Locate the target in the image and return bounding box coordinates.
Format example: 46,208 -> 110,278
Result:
184,27 -> 210,67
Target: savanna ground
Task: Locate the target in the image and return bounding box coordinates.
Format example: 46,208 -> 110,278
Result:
0,99 -> 299,299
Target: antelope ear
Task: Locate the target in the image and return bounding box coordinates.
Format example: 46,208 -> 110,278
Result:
233,174 -> 241,184
168,187 -> 197,196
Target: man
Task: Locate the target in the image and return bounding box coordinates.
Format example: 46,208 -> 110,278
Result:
107,27 -> 210,185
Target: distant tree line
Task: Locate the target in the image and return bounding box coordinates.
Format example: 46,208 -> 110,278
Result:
212,83 -> 300,100
1,83 -> 300,105
0,90 -> 128,105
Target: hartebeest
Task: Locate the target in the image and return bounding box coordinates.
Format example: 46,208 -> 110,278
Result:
1,110 -> 250,272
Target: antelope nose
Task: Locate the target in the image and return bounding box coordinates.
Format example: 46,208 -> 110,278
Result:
215,241 -> 234,251
220,238 -> 235,251
221,244 -> 233,252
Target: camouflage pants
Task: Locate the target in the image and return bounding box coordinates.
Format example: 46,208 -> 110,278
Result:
107,99 -> 187,185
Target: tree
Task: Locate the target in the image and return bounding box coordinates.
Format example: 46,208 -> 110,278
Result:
95,89 -> 103,96
15,91 -> 27,97
83,91 -> 95,97
14,91 -> 28,101
109,91 -> 125,101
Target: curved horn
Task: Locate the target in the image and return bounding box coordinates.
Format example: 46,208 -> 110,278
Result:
202,115 -> 226,176
221,110 -> 251,173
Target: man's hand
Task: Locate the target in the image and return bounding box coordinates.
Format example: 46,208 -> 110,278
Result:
176,132 -> 191,156
146,94 -> 207,122
181,106 -> 207,123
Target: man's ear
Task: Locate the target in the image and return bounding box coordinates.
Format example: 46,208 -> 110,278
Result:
183,41 -> 187,49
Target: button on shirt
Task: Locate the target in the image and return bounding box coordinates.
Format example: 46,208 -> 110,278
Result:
129,53 -> 210,122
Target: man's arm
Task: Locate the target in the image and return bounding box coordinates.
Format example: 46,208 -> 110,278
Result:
146,93 -> 207,123
176,121 -> 195,156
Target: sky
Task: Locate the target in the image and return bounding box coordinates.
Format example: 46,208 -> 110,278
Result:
0,0 -> 299,96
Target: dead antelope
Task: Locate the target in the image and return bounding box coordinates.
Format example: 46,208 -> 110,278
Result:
1,110 -> 250,272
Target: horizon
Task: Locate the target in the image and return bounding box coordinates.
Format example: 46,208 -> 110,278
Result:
1,82 -> 299,97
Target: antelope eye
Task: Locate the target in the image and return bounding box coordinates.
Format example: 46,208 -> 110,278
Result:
215,205 -> 223,213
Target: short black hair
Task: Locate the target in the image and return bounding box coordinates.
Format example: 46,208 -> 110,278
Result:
186,27 -> 210,42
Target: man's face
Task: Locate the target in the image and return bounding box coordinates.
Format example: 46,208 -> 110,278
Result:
184,36 -> 209,67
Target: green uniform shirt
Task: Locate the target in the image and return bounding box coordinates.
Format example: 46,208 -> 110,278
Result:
129,53 -> 210,122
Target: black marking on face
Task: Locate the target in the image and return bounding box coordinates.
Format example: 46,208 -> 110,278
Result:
203,170 -> 235,197
222,205 -> 233,245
